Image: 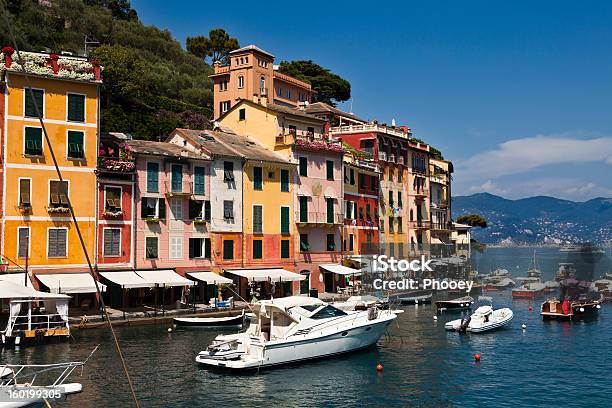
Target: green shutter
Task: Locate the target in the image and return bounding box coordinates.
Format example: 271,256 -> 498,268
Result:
280,207 -> 290,234
146,237 -> 158,259
326,234 -> 335,251
299,157 -> 307,176
299,196 -> 308,222
24,127 -> 43,156
204,238 -> 211,259
326,160 -> 334,180
280,240 -> 290,258
67,94 -> 85,122
253,205 -> 263,233
147,162 -> 159,192
253,167 -> 262,190
326,198 -> 334,223
280,169 -> 289,192
239,108 -> 246,120
223,240 -> 234,260
171,165 -> 182,192
67,131 -> 84,159
194,166 -> 205,195
253,240 -> 263,259
25,89 -> 43,118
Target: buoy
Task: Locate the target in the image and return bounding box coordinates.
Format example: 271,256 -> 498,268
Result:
521,324 -> 527,329
376,363 -> 383,372
596,304 -> 601,309
474,354 -> 481,362
167,327 -> 173,333
433,316 -> 438,321
579,307 -> 585,312
415,300 -> 419,305
528,306 -> 533,312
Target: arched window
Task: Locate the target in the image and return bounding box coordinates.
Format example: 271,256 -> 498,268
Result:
238,75 -> 244,89
260,76 -> 266,94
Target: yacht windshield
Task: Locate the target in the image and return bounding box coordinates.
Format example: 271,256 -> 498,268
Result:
311,305 -> 348,319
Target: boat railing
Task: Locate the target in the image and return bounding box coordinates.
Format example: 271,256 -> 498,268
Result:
7,313 -> 68,334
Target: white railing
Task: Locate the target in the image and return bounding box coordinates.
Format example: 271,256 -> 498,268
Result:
330,123 -> 411,139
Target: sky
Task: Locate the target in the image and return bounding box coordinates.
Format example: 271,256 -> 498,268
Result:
132,0 -> 612,201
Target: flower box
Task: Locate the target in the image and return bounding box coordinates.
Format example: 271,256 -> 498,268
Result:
103,210 -> 123,218
193,219 -> 208,225
295,138 -> 344,153
48,206 -> 70,214
98,157 -> 135,172
144,218 -> 160,224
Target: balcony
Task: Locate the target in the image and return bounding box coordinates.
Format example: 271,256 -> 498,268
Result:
164,180 -> 193,197
430,201 -> 448,209
296,211 -> 343,225
389,153 -> 396,163
294,137 -> 344,154
413,190 -> 428,200
408,220 -> 431,230
378,151 -> 387,161
97,157 -> 135,173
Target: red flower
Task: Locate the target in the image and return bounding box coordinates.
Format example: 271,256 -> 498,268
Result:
2,46 -> 14,55
49,54 -> 60,60
89,58 -> 100,66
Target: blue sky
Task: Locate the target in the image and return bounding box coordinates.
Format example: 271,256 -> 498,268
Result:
132,0 -> 612,201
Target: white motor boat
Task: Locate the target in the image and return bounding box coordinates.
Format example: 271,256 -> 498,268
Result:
195,296 -> 397,370
445,297 -> 513,333
333,295 -> 388,311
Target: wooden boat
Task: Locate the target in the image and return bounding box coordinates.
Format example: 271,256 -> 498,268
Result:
541,297 -> 602,320
173,311 -> 244,328
435,296 -> 474,312
398,292 -> 432,305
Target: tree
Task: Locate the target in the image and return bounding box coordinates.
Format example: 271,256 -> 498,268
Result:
278,60 -> 351,106
456,214 -> 488,228
186,28 -> 239,64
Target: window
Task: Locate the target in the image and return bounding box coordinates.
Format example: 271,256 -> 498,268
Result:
398,217 -> 403,233
189,199 -> 210,220
220,101 -> 230,114
299,93 -> 306,102
220,80 -> 228,91
359,207 -> 364,220
223,161 -> 234,182
171,164 -> 183,193
260,76 -> 266,94
350,168 -> 355,185
147,162 -> 159,192
170,197 -> 183,220
300,234 -> 310,252
253,205 -> 263,234
398,192 -> 403,208
349,234 -> 354,252
398,242 -> 404,257
25,88 -> 43,118
142,197 -> 165,219
17,227 -> 30,259
311,305 -> 347,319
105,186 -> 122,211
24,127 -> 43,156
223,200 -> 234,221
19,179 -> 31,207
389,243 -> 395,257
145,237 -> 158,259
326,198 -> 334,224
307,126 -> 315,137
103,228 -> 121,256
47,228 -> 67,258
239,108 -> 246,120
359,173 -> 366,188
194,166 -> 205,195
170,236 -> 183,259
67,93 -> 85,122
371,175 -> 377,191
397,168 -> 402,183
280,169 -> 289,192
67,131 -> 84,159
223,240 -> 234,260
299,157 -> 307,176
363,140 -> 373,155
287,90 -> 292,100
238,76 -> 244,89
388,216 -> 394,232
280,206 -> 290,234
288,125 -> 297,135
49,180 -> 69,208
280,240 -> 290,258
388,191 -> 394,207
276,87 -> 283,97
326,234 -> 335,251
299,196 -> 308,222
366,203 -> 371,219
326,160 -> 334,180
253,240 -> 263,259
253,167 -> 263,190
345,201 -> 352,219
189,238 -> 211,259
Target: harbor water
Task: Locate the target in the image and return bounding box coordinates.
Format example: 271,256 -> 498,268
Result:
2,247 -> 611,407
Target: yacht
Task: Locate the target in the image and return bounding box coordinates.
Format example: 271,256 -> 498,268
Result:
195,296 -> 397,370
445,297 -> 513,333
435,296 -> 474,312
512,281 -> 546,298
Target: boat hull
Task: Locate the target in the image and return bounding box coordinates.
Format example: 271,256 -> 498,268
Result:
173,314 -> 244,328
512,289 -> 544,299
196,317 -> 394,370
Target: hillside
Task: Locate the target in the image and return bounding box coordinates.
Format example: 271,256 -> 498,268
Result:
452,193 -> 612,245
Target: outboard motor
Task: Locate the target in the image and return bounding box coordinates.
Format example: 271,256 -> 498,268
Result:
459,315 -> 471,333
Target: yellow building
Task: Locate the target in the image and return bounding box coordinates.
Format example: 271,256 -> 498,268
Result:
1,50 -> 101,278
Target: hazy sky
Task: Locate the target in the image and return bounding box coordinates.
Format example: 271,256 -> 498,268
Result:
133,0 -> 612,201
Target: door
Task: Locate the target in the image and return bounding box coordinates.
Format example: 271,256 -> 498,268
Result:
324,272 -> 334,293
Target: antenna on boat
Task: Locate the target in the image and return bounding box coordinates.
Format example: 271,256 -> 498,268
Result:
1,5 -> 140,406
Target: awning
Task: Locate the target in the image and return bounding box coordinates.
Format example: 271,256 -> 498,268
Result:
0,272 -> 34,287
135,270 -> 193,287
100,271 -> 152,289
0,281 -> 70,300
319,264 -> 362,276
36,273 -> 106,294
226,268 -> 305,282
186,272 -> 233,285
431,237 -> 444,245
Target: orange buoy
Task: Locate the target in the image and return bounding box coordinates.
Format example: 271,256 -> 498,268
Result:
474,354 -> 481,362
376,363 -> 383,372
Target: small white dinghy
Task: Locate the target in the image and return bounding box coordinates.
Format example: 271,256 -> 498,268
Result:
173,311 -> 244,328
445,297 -> 513,333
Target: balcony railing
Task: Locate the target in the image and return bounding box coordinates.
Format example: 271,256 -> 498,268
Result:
330,123 -> 412,139
430,201 -> 448,209
408,220 -> 431,230
164,181 -> 193,196
296,211 -> 343,225
413,190 -> 428,199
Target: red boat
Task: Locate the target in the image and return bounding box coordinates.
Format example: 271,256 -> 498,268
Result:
512,282 -> 545,298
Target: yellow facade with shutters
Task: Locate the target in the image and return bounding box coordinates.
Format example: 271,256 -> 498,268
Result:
2,71 -> 99,271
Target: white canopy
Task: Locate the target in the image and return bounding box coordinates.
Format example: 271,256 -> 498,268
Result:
36,273 -> 106,294
136,270 -> 193,287
186,272 -> 233,285
319,264 -> 362,276
226,268 -> 305,282
0,280 -> 70,300
430,237 -> 445,245
100,271 -> 151,288
0,272 -> 34,287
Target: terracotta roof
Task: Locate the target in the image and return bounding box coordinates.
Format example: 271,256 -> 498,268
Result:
266,103 -> 325,122
173,128 -> 291,165
303,102 -> 364,123
229,45 -> 274,58
125,140 -> 210,161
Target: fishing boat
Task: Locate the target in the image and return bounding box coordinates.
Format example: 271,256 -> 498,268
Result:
541,296 -> 603,320
195,296 -> 397,370
0,346 -> 97,407
435,296 -> 474,312
484,277 -> 515,291
512,281 -> 546,298
445,297 -> 513,333
173,311 -> 244,328
398,292 -> 432,305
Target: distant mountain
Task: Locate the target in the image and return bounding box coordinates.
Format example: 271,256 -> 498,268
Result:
452,193 -> 612,245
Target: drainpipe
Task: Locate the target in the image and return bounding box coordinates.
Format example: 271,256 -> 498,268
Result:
241,158 -> 245,268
